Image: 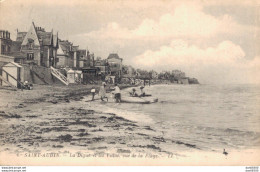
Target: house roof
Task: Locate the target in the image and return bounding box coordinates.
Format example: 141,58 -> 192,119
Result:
11,41 -> 22,52
57,44 -> 66,55
59,40 -> 72,54
8,51 -> 26,59
0,54 -> 14,64
58,43 -> 67,55
72,46 -> 79,52
58,40 -> 79,53
37,31 -> 52,46
4,62 -> 22,68
60,40 -> 72,48
107,53 -> 122,60
21,23 -> 40,46
10,41 -> 26,58
78,49 -> 86,58
44,32 -> 52,45
16,23 -> 57,47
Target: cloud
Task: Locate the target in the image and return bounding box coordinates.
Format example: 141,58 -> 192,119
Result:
133,40 -> 245,67
80,3 -> 249,41
83,22 -> 133,40
132,40 -> 260,84
70,2 -> 259,84
133,5 -> 219,38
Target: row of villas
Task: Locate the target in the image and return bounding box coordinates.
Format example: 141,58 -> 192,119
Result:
0,22 -> 127,88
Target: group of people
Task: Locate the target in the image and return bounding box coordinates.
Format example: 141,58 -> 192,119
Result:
21,81 -> 33,90
130,86 -> 146,97
90,82 -> 147,102
91,82 -> 121,103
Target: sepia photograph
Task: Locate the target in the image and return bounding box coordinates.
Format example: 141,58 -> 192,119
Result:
0,0 -> 259,167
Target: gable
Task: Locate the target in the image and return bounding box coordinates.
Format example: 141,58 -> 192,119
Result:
57,45 -> 66,55
21,23 -> 40,46
59,41 -> 71,53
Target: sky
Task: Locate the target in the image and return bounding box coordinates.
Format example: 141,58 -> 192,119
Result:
0,0 -> 259,84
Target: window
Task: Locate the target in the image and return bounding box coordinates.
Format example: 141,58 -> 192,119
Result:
113,64 -> 118,68
27,53 -> 34,60
29,43 -> 33,49
28,38 -> 34,49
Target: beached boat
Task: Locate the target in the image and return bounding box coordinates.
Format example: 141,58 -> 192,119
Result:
120,96 -> 158,104
140,94 -> 152,97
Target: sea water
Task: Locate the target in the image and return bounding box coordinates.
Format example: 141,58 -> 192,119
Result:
95,84 -> 260,151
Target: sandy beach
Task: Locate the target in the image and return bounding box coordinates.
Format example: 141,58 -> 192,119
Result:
0,84 -> 173,163
0,84 -> 259,166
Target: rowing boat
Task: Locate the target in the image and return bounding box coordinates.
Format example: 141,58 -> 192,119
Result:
120,96 -> 158,104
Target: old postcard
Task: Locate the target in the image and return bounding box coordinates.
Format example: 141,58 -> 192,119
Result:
0,0 -> 259,166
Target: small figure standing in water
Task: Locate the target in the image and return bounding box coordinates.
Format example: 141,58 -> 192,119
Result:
99,82 -> 108,101
114,84 -> 121,103
90,87 -> 96,101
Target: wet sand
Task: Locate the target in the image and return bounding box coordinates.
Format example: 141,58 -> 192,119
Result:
0,84 -> 259,165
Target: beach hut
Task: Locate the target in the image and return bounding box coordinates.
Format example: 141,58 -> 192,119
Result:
67,69 -> 75,84
75,70 -> 82,83
2,62 -> 22,87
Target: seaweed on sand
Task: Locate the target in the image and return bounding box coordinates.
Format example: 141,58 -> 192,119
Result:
172,140 -> 198,149
0,112 -> 22,118
58,134 -> 73,142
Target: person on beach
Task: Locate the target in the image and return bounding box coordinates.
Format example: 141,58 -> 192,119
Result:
99,82 -> 108,101
114,84 -> 121,103
130,88 -> 138,97
140,86 -> 145,97
23,81 -> 33,90
90,87 -> 96,101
